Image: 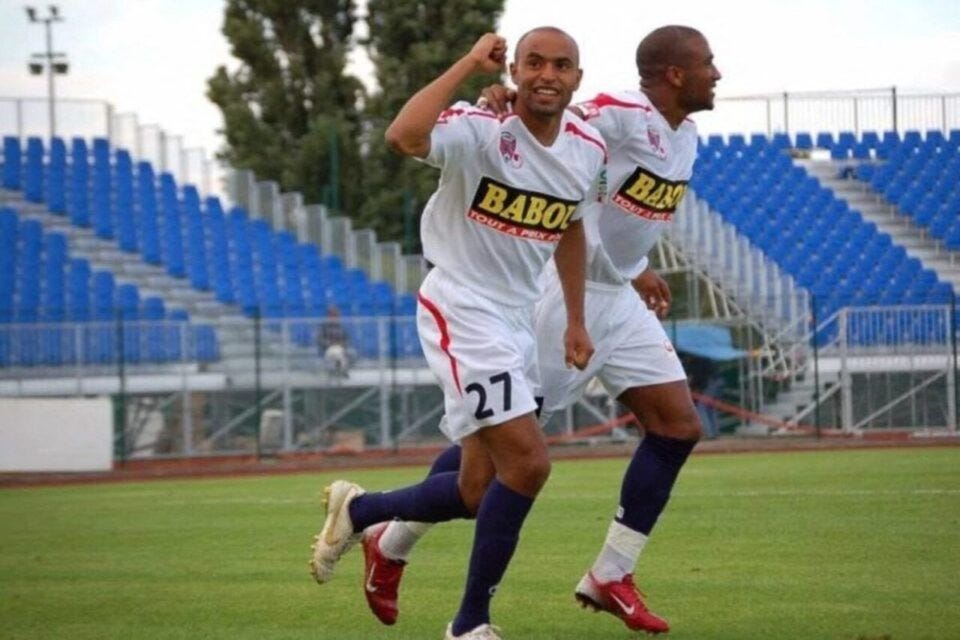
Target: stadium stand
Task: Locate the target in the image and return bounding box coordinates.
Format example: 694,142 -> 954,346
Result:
689,129 -> 958,346
0,135 -> 422,369
4,128 -> 955,362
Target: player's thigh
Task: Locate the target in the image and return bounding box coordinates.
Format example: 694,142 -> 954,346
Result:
597,292 -> 687,397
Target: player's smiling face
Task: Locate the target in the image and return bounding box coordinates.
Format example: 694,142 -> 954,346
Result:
510,30 -> 582,118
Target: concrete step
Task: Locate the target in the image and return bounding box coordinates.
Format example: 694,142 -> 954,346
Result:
800,159 -> 960,293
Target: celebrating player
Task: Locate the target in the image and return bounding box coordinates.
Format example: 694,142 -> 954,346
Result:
308,28 -> 606,640
361,25 -> 722,635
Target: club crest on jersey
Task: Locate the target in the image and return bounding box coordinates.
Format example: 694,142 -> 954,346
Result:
647,125 -> 667,159
611,167 -> 688,221
468,177 -> 579,242
499,131 -> 523,168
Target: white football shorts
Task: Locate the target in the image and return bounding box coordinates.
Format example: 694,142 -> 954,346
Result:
417,268 -> 541,442
534,273 -> 686,425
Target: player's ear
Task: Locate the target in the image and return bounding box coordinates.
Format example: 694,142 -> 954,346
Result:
509,61 -> 517,83
665,64 -> 684,89
572,68 -> 583,92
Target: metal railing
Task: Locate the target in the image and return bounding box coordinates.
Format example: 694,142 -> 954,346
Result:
0,96 -> 223,197
697,87 -> 960,137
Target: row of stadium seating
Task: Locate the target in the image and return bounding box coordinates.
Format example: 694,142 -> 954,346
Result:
853,134 -> 960,248
3,128 -> 956,359
691,136 -> 956,334
1,136 -> 407,321
0,131 -> 425,365
0,203 -> 420,365
0,207 -> 219,365
702,128 -> 960,161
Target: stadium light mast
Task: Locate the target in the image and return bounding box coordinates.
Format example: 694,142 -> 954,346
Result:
25,4 -> 68,137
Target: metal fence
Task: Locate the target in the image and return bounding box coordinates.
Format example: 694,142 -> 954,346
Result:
697,87 -> 960,138
0,96 -> 223,197
1,305 -> 955,462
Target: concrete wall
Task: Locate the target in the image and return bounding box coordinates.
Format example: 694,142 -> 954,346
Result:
0,397 -> 113,472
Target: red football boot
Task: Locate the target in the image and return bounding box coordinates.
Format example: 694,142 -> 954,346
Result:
574,571 -> 670,634
361,522 -> 407,625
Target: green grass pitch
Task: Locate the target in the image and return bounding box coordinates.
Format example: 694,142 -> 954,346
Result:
2,447 -> 958,639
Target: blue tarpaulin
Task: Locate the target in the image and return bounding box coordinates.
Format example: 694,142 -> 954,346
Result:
667,324 -> 746,361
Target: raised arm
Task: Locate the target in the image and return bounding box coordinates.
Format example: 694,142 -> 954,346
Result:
553,219 -> 593,370
385,34 -> 507,158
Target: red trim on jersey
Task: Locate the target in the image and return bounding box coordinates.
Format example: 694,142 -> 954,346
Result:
416,292 -> 463,395
564,122 -> 608,161
585,93 -> 653,113
437,107 -> 500,123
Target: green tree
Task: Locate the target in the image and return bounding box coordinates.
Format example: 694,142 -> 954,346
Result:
208,0 -> 364,210
359,0 -> 505,251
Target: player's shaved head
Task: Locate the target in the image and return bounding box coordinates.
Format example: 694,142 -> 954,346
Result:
515,26 -> 580,65
636,25 -> 705,80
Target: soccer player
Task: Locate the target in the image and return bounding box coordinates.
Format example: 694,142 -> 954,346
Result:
360,25 -> 722,635
309,29 -> 607,640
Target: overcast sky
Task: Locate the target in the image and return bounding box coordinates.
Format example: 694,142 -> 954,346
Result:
0,0 -> 958,160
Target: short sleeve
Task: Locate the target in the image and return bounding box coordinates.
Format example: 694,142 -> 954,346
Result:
420,101 -> 492,170
574,93 -> 630,146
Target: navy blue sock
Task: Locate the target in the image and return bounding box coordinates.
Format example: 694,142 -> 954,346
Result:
617,432 -> 696,535
427,444 -> 462,477
348,471 -> 471,532
452,479 -> 534,635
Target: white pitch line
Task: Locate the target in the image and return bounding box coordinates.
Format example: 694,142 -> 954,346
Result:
677,488 -> 960,498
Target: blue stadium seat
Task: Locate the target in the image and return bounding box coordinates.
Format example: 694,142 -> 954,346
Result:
69,138 -> 91,227
770,132 -> 790,150
794,132 -> 813,150
860,131 -> 880,148
851,142 -> 872,160
2,136 -> 21,189
903,130 -> 922,148
24,137 -> 44,203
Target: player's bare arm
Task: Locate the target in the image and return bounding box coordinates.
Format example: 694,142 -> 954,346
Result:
554,219 -> 593,370
632,267 -> 672,319
385,33 -> 506,158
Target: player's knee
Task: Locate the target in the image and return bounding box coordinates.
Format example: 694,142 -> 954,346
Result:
526,453 -> 552,491
647,407 -> 702,442
458,475 -> 491,515
502,451 -> 551,496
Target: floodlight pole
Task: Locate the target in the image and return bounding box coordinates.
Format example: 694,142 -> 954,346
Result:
26,5 -> 67,138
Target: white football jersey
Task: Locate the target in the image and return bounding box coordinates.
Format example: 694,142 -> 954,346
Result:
419,101 -> 606,307
575,90 -> 698,286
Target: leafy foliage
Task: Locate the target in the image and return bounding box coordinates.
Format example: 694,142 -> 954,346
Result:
210,0 -> 505,250
207,0 -> 365,209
